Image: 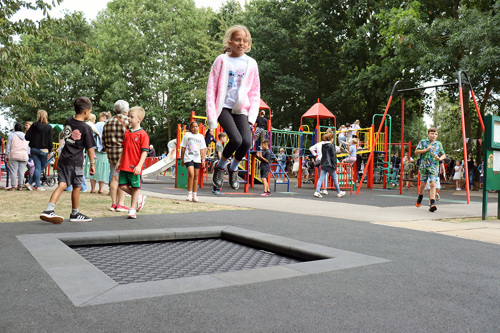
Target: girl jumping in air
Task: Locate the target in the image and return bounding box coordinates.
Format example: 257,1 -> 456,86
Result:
206,25 -> 261,190
180,121 -> 207,202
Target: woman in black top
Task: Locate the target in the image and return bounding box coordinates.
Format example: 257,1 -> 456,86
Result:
467,153 -> 476,190
25,110 -> 53,190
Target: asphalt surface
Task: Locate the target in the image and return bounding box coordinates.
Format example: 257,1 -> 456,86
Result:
142,175 -> 492,207
1,175 -> 499,332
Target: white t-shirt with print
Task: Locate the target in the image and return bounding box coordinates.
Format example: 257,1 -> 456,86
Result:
180,132 -> 206,163
223,54 -> 248,112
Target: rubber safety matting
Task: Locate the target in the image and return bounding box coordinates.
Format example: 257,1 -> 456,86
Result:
72,238 -> 303,284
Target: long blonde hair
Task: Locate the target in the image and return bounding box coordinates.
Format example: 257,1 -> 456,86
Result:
222,25 -> 252,54
37,110 -> 48,124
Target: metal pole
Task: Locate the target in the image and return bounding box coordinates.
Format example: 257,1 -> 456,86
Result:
458,73 -> 471,204
397,82 -> 459,93
460,71 -> 485,134
384,125 -> 388,189
470,89 -> 485,134
400,96 -> 405,195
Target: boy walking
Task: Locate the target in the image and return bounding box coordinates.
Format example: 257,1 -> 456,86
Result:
212,132 -> 227,195
256,139 -> 271,196
415,127 -> 446,212
40,97 -> 96,224
115,106 -> 149,219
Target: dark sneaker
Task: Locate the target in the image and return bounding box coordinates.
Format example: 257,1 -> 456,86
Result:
429,205 -> 437,212
69,212 -> 92,222
212,166 -> 225,188
40,210 -> 64,224
227,165 -> 239,190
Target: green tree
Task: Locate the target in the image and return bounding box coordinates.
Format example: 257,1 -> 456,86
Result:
433,91 -> 463,157
244,0 -> 425,132
1,0 -> 62,106
245,0 -> 317,129
4,11 -> 94,125
377,0 -> 500,162
88,0 -> 216,150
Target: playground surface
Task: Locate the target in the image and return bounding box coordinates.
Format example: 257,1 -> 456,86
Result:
1,175 -> 499,332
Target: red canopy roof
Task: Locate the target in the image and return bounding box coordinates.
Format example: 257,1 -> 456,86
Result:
259,99 -> 270,110
301,102 -> 335,119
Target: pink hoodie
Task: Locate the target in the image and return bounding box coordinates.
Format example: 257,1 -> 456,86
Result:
206,53 -> 261,129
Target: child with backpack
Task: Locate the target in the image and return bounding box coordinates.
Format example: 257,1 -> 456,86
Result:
5,122 -> 29,190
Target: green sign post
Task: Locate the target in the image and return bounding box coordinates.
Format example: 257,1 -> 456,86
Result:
482,115 -> 500,220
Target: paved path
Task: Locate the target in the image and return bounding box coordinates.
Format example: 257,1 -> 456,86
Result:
1,177 -> 499,332
139,187 -> 500,245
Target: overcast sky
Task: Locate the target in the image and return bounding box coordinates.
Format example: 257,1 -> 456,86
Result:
11,0 -> 246,22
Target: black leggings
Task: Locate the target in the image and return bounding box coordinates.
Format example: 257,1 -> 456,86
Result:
218,108 -> 252,161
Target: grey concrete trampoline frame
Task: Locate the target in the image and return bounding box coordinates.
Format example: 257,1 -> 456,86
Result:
17,226 -> 390,307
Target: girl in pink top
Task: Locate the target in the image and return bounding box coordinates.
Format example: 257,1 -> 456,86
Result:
206,25 -> 261,190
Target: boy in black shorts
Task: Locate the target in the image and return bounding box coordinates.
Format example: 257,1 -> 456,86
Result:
40,97 -> 96,224
256,139 -> 271,196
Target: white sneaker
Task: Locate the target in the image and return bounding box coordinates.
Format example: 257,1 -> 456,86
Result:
314,192 -> 323,198
192,194 -> 200,202
457,188 -> 462,191
186,193 -> 192,202
320,190 -> 328,195
436,193 -> 440,201
127,208 -> 137,219
137,195 -> 147,212
337,191 -> 346,198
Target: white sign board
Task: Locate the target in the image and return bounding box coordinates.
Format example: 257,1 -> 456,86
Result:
494,121 -> 500,144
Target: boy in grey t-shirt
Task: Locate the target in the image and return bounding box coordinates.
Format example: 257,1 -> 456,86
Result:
212,132 -> 227,195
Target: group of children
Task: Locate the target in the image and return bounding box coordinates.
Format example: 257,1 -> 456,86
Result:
36,24 -> 449,225
452,155 -> 483,191
40,98 -> 150,224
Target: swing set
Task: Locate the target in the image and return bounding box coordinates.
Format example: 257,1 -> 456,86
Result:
357,71 -> 485,204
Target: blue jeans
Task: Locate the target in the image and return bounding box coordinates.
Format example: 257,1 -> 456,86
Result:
29,147 -> 48,188
315,168 -> 341,194
468,170 -> 474,187
65,174 -> 87,192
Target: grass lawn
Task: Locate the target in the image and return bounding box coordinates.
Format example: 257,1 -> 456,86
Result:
441,216 -> 500,223
0,190 -> 244,223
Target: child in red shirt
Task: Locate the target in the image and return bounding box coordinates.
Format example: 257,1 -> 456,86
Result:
115,106 -> 149,219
